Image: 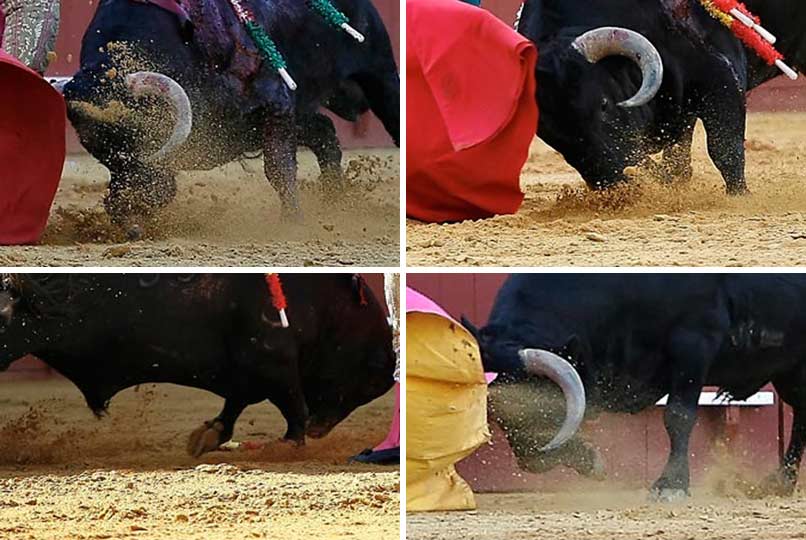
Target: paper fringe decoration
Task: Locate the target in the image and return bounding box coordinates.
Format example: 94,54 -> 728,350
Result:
698,0 -> 797,79
265,273 -> 289,328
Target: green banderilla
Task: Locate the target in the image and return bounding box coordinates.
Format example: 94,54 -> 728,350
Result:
245,20 -> 297,90
308,0 -> 365,42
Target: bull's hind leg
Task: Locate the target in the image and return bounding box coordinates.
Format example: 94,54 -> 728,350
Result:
762,370 -> 806,495
353,71 -> 400,147
297,112 -> 344,195
187,398 -> 248,457
264,112 -> 302,222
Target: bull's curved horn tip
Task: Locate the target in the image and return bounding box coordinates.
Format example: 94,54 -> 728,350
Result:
571,26 -> 664,108
518,348 -> 586,452
125,71 -> 193,162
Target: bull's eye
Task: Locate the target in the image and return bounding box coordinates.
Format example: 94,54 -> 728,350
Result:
600,97 -> 609,112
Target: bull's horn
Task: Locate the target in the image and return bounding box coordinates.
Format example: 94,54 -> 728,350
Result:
125,71 -> 192,162
518,348 -> 586,452
571,26 -> 663,108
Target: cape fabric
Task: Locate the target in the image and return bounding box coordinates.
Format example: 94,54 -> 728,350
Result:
0,49 -> 65,244
406,287 -> 490,512
406,0 -> 538,223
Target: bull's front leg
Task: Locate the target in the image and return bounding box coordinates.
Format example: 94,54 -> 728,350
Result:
652,388 -> 699,501
515,437 -> 606,480
659,118 -> 696,183
263,111 -> 302,222
266,383 -> 309,446
699,75 -> 748,195
651,329 -> 713,502
106,162 -> 178,239
187,398 -> 248,457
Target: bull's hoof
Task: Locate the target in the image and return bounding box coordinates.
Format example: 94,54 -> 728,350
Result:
126,224 -> 144,241
649,477 -> 689,503
757,470 -> 797,497
563,442 -> 607,480
589,447 -> 607,481
187,420 -> 226,457
649,488 -> 688,503
279,436 -> 305,448
318,168 -> 345,202
105,165 -> 177,229
726,184 -> 750,196
281,208 -> 304,224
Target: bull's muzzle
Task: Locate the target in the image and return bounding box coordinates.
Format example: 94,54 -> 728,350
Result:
518,348 -> 586,452
50,71 -> 192,162
571,26 -> 664,108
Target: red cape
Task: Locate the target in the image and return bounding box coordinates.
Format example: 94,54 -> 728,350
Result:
406,0 -> 538,223
0,50 -> 66,244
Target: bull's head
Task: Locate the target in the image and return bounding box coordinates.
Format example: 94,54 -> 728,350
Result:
304,338 -> 396,440
0,275 -> 31,371
534,27 -> 664,187
48,0 -> 194,167
0,276 -> 19,327
462,317 -> 587,453
52,71 -> 192,166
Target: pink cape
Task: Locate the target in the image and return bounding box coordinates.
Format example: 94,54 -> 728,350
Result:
407,287 -> 497,383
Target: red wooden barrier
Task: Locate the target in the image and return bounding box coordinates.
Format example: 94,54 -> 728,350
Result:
407,274 -> 790,491
48,0 -> 400,152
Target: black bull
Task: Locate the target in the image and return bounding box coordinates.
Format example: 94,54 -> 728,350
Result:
0,274 -> 395,457
519,0 -> 806,194
463,274 -> 806,501
62,0 -> 399,232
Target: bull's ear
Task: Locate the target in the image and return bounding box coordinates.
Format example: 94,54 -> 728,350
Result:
460,315 -> 480,339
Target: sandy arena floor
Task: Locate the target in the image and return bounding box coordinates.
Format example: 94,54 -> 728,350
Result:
0,149 -> 399,267
407,488 -> 806,540
407,112 -> 806,267
0,377 -> 399,540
